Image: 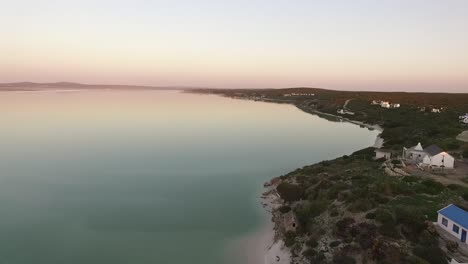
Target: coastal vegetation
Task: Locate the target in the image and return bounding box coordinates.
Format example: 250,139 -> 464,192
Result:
276,147 -> 466,263
191,87 -> 468,263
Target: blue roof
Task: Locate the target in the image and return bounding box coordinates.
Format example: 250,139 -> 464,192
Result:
439,204 -> 468,229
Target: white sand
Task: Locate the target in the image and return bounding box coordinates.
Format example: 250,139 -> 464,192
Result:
226,184 -> 291,264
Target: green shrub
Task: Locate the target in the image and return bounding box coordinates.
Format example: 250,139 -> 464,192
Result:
375,209 -> 394,225
379,221 -> 400,238
284,231 -> 296,247
279,205 -> 291,214
306,237 -> 319,248
277,182 -> 304,202
348,199 -> 375,212
416,180 -> 444,195
295,200 -> 328,226
329,240 -> 341,248
365,212 -> 376,219
463,148 -> 468,159
413,245 -> 447,264
332,255 -> 356,264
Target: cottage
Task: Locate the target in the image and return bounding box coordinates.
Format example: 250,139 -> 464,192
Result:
437,204 -> 468,244
460,114 -> 468,124
403,142 -> 426,161
403,143 -> 455,168
423,145 -> 455,168
380,101 -> 391,108
432,108 -> 441,113
375,149 -> 392,160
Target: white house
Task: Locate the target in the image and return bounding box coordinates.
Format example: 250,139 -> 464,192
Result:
403,142 -> 426,161
432,108 -> 441,113
375,149 -> 392,160
403,143 -> 455,168
380,101 -> 391,108
391,103 -> 401,108
422,145 -> 455,169
437,204 -> 468,244
460,114 -> 468,124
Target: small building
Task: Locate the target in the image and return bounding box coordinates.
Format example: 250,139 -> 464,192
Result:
375,149 -> 392,160
371,100 -> 381,105
432,108 -> 441,113
391,103 -> 400,108
437,204 -> 468,244
380,101 -> 391,108
423,145 -> 455,169
403,143 -> 455,168
403,142 -> 426,162
460,114 -> 468,124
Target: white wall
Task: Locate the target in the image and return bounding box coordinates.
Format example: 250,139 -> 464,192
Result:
424,152 -> 455,168
375,152 -> 390,160
438,213 -> 466,242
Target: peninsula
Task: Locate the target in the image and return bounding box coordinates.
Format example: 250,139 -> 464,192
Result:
190,88 -> 468,264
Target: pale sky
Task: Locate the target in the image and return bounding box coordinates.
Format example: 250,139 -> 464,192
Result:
1,0 -> 468,91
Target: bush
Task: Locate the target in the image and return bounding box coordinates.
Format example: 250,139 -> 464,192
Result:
379,221 -> 400,238
365,212 -> 376,219
329,240 -> 341,248
348,198 -> 375,212
375,209 -> 394,225
416,180 -> 444,195
284,231 -> 296,247
332,255 -> 356,264
413,245 -> 447,264
295,200 -> 328,226
277,182 -> 304,202
279,205 -> 291,214
306,237 -> 319,248
330,208 -> 339,217
336,217 -> 355,237
463,148 -> 468,159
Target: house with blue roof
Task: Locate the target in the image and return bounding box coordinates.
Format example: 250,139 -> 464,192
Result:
438,204 -> 468,243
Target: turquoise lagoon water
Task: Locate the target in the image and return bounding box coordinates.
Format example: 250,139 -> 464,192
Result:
0,90 -> 378,264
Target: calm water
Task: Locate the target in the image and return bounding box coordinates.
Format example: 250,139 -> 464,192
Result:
0,90 -> 378,264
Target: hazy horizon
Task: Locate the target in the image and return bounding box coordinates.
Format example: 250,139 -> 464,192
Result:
2,0 -> 468,92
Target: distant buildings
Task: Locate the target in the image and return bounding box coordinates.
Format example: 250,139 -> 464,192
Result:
403,143 -> 455,168
460,114 -> 468,124
283,93 -> 314,97
432,108 -> 442,113
381,101 -> 391,108
437,204 -> 468,244
371,100 -> 400,109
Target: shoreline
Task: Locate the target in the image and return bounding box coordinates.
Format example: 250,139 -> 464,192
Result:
231,97 -> 383,264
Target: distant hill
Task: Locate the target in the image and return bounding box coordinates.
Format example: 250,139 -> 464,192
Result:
192,87 -> 468,111
0,82 -> 201,91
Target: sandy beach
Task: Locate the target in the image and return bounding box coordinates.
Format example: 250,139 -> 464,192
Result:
226,181 -> 291,264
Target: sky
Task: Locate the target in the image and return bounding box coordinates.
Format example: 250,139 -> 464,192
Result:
1,0 -> 468,92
